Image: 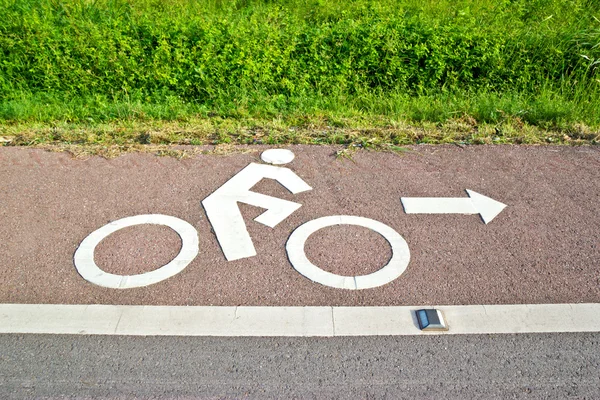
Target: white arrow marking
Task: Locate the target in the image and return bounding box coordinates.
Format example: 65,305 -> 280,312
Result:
401,190 -> 507,224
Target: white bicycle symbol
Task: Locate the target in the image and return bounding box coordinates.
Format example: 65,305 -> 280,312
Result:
74,149 -> 411,290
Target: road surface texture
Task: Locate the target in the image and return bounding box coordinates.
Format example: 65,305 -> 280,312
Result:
1,145 -> 598,399
0,145 -> 598,305
1,333 -> 600,399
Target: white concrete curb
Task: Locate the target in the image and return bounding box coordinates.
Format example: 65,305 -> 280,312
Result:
1,304 -> 599,336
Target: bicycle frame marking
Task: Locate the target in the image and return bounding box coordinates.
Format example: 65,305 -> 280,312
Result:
202,163 -> 312,261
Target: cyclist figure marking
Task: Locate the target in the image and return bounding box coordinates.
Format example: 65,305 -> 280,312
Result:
202,162 -> 312,261
74,149 -> 411,290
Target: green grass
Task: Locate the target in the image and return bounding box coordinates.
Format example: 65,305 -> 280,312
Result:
1,0 -> 599,150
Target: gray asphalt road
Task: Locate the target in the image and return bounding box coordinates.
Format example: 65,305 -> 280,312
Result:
1,333 -> 599,399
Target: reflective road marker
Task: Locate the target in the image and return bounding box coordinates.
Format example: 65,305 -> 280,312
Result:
401,189 -> 507,224
2,304 -> 599,336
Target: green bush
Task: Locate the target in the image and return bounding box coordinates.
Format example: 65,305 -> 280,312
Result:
0,0 -> 599,126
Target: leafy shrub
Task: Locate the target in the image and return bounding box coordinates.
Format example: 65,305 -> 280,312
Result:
0,0 -> 598,125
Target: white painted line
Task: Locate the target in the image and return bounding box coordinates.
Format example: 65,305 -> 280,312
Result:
401,189 -> 507,224
286,215 -> 410,289
1,304 -> 599,336
74,214 -> 199,289
332,304 -> 600,335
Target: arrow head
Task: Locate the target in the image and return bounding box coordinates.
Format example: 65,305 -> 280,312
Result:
466,190 -> 507,224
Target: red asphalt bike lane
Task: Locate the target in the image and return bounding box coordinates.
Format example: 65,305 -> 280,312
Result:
0,145 -> 598,307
